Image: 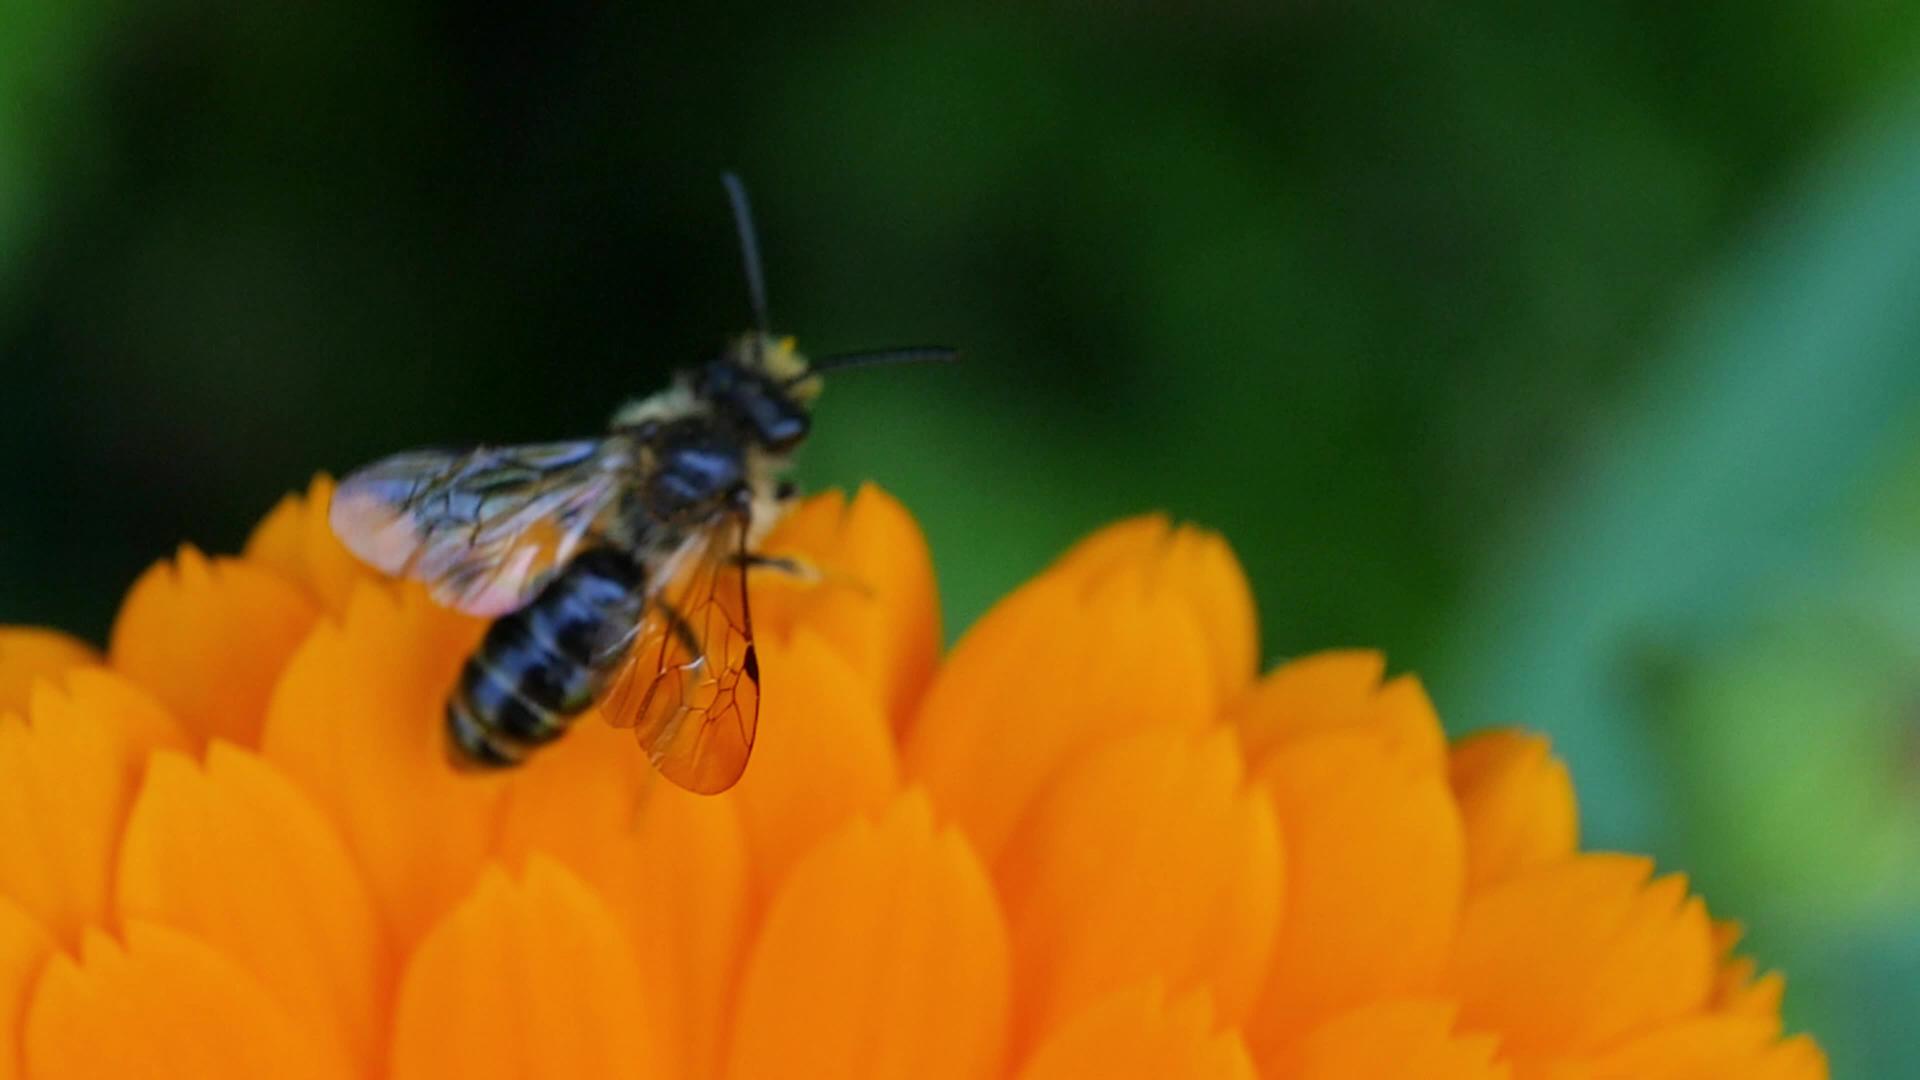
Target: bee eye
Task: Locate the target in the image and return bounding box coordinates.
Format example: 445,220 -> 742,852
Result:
757,411 -> 808,453
714,375 -> 808,453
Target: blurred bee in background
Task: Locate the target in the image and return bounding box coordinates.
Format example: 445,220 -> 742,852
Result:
328,175 -> 954,792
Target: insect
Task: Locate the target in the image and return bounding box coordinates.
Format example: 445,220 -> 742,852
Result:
328,175 -> 953,792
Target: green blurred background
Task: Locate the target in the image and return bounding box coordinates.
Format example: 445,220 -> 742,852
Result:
2,4 -> 1917,1070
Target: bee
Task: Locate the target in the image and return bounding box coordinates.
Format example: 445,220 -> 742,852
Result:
328,175 -> 953,792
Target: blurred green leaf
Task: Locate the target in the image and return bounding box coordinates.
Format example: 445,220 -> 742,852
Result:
1437,82 -> 1920,1072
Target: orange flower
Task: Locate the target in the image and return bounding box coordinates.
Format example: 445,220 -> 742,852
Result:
0,478 -> 1824,1079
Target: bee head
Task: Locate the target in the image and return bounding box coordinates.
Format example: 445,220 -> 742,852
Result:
698,333 -> 817,454
699,175 -> 956,455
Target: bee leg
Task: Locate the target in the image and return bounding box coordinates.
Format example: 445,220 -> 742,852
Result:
736,552 -> 877,598
734,552 -> 814,579
655,599 -> 706,660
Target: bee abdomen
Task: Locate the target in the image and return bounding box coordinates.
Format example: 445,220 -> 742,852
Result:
446,548 -> 646,769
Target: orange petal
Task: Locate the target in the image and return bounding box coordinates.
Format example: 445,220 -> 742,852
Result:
1718,963 -> 1778,1015
115,744 -> 387,1072
1226,652 -> 1446,772
1705,921 -> 1793,1022
1051,515 -> 1258,705
244,474 -> 380,616
0,629 -> 96,718
1224,650 -> 1384,758
622,785 -> 750,1080
1444,854 -> 1714,1059
260,582 -> 496,946
0,897 -> 54,1080
1752,1037 -> 1830,1080
23,922 -> 350,1080
1248,729 -> 1465,1050
495,735 -> 751,1080
1015,983 -> 1255,1080
494,715 -> 654,884
1269,999 -> 1507,1080
907,550 -> 1218,863
756,485 -> 943,731
110,546 -> 319,748
724,791 -> 1010,1080
729,629 -> 899,906
1448,730 -> 1578,888
997,726 -> 1281,1047
1162,524 -> 1260,699
1048,513 -> 1169,577
0,670 -> 186,946
1552,1013 -> 1822,1080
1716,963 -> 1787,1020
389,858 -> 661,1080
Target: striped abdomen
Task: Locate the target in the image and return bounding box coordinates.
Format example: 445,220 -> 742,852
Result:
446,547 -> 647,768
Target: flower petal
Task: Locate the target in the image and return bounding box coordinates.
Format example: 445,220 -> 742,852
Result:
1164,525 -> 1260,698
1247,728 -> 1465,1050
110,546 -> 319,748
1559,1014 -> 1826,1080
1015,983 -> 1255,1080
1050,515 -> 1258,705
1707,921 -> 1796,1025
1223,649 -> 1385,756
495,714 -> 651,870
730,629 -> 899,906
623,786 -> 750,1080
1227,652 -> 1445,772
1448,731 -> 1577,888
0,670 -> 186,945
260,582 -> 496,946
389,858 -> 660,1080
1716,961 -> 1784,1018
23,922 -> 350,1080
1753,1037 -> 1830,1080
907,547 -> 1218,862
244,474 -> 380,616
115,744 -> 387,1072
755,485 -> 942,730
1444,854 -> 1714,1059
496,734 -> 750,1080
494,628 -> 899,917
997,727 -> 1281,1047
0,897 -> 54,1080
0,630 -> 96,718
724,791 -> 1010,1080
1268,1000 -> 1507,1080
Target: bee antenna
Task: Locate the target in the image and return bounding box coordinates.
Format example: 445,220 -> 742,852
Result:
797,345 -> 961,381
721,172 -> 770,336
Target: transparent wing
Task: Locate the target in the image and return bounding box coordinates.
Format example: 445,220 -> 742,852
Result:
328,440 -> 627,616
597,516 -> 759,794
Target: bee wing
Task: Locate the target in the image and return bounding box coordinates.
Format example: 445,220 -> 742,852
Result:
329,440 -> 628,617
597,515 -> 759,794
